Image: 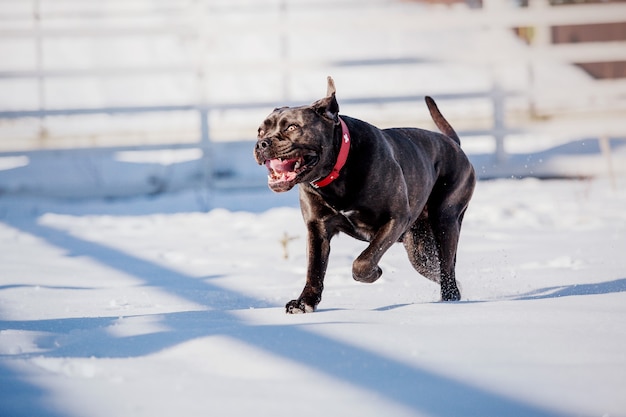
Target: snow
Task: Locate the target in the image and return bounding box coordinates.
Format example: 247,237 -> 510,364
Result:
1,177 -> 625,417
1,1 -> 626,415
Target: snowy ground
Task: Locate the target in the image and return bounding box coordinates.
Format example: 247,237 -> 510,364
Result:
0,177 -> 625,417
2,2 -> 624,414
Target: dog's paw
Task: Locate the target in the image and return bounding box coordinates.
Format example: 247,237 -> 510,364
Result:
285,299 -> 316,314
441,285 -> 461,302
353,264 -> 383,284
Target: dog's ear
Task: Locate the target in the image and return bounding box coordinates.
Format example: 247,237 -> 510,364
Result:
312,94 -> 339,123
312,93 -> 339,123
310,76 -> 339,123
326,76 -> 336,97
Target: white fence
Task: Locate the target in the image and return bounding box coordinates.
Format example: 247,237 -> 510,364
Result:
0,0 -> 625,195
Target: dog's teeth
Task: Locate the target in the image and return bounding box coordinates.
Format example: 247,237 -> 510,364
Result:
294,161 -> 301,170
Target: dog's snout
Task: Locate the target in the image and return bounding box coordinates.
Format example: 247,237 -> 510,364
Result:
257,138 -> 271,150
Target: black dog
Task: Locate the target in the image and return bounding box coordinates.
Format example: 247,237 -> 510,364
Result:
254,77 -> 475,313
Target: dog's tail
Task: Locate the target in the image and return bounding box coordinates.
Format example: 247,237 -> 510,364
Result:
425,96 -> 460,145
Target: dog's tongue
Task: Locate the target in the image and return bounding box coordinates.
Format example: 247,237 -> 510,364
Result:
266,158 -> 297,173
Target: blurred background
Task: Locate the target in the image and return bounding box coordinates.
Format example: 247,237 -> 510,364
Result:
0,0 -> 625,198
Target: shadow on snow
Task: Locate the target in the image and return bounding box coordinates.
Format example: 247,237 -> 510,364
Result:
0,216 -> 593,417
513,278 -> 626,300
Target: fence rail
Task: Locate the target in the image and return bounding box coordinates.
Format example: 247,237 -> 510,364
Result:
0,0 -> 624,190
0,85 -> 517,160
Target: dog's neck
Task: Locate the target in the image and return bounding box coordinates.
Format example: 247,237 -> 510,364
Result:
311,117 -> 351,188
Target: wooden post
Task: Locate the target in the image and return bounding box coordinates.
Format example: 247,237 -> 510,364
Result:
33,0 -> 47,141
599,136 -> 617,190
492,84 -> 507,164
199,108 -> 213,189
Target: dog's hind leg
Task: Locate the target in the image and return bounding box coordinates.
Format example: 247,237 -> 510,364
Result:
403,213 -> 441,283
428,188 -> 473,301
431,211 -> 463,301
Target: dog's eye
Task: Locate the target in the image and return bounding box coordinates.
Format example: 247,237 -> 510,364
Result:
285,124 -> 298,132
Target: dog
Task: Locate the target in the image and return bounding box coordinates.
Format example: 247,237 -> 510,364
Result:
254,77 -> 475,313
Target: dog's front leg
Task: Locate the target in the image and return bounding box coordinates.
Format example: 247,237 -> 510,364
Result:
286,221 -> 331,314
352,218 -> 407,283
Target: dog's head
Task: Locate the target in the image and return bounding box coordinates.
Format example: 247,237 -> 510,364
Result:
254,77 -> 340,192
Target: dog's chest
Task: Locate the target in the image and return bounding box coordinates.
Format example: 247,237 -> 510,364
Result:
339,209 -> 376,241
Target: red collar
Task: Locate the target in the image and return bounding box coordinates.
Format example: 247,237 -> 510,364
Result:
311,117 -> 351,188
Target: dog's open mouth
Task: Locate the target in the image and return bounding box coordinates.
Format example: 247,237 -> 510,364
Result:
265,153 -> 318,191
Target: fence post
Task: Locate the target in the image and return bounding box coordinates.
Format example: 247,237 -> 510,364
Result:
33,0 -> 47,140
492,84 -> 507,164
199,107 -> 213,188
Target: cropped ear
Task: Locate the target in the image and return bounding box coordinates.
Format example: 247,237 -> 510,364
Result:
312,93 -> 339,123
326,76 -> 336,97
